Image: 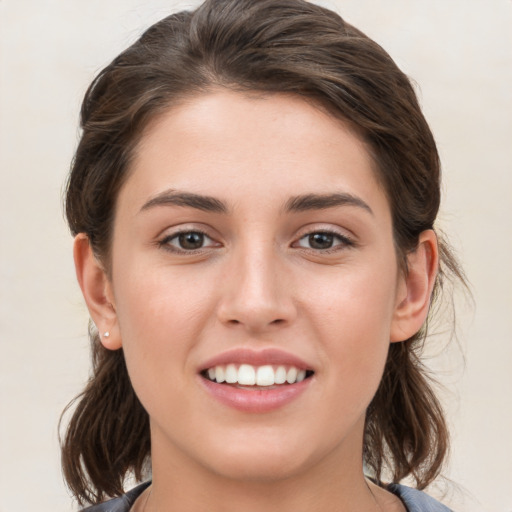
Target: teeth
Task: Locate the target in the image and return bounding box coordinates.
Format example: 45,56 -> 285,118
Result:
286,367 -> 297,384
275,366 -> 287,384
256,365 -> 274,386
205,364 -> 310,386
238,364 -> 256,385
225,364 -> 238,384
215,366 -> 225,383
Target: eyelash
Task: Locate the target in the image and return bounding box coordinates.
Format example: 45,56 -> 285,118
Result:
158,229 -> 216,254
157,228 -> 355,254
294,230 -> 355,253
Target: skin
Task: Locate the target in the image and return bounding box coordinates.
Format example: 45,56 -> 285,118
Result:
75,90 -> 438,512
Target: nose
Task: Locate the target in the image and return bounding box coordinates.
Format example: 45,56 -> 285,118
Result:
216,243 -> 297,333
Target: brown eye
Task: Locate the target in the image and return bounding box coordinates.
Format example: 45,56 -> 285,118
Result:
178,232 -> 205,250
296,231 -> 353,251
161,230 -> 217,252
308,233 -> 334,249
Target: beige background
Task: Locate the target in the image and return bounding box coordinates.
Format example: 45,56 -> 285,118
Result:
0,1 -> 511,511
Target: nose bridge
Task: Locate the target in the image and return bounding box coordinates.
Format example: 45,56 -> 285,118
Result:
217,234 -> 295,331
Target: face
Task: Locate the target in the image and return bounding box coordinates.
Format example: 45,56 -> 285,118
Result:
104,90 -> 409,482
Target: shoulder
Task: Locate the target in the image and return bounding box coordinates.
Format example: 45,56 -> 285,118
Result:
386,483 -> 454,512
80,482 -> 150,512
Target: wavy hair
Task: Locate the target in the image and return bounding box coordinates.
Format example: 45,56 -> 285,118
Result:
62,0 -> 466,504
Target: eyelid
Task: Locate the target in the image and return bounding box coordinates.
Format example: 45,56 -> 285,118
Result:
155,223 -> 355,254
157,226 -> 221,253
292,226 -> 356,252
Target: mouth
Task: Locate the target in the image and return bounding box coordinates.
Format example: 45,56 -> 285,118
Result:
198,348 -> 315,412
201,364 -> 315,388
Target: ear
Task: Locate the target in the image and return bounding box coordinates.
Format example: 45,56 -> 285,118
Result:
390,230 -> 439,343
73,234 -> 122,350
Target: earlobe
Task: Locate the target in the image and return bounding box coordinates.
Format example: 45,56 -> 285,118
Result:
390,230 -> 439,343
73,234 -> 122,350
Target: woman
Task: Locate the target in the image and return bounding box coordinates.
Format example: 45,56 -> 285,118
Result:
61,0 -> 465,510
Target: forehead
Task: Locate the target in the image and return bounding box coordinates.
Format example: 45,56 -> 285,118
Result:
137,90 -> 369,162
122,90 -> 389,218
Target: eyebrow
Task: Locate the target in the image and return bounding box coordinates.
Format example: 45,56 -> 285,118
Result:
140,190 -> 229,214
284,193 -> 373,215
140,190 -> 372,216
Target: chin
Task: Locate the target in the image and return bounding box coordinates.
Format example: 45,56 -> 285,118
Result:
197,428 -> 327,483
208,452 -> 312,483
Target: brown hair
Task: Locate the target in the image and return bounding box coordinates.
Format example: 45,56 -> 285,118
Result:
62,0 -> 466,505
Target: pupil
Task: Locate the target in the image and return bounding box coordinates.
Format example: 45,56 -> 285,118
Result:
309,233 -> 333,249
179,232 -> 204,249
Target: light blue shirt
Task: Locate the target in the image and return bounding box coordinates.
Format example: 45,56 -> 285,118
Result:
82,481 -> 454,511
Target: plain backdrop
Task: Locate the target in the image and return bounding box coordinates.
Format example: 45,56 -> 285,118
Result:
0,1 -> 511,511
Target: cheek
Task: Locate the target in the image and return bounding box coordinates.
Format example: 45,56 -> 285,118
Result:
304,256 -> 399,341
302,261 -> 398,402
111,260 -> 217,396
114,254 -> 215,332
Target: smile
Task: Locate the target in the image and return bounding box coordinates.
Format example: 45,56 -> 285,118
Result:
198,349 -> 315,412
202,364 -> 313,387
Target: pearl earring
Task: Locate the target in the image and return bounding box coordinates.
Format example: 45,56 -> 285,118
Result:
103,331 -> 110,338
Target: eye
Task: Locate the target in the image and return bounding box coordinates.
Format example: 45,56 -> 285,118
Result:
296,231 -> 353,251
160,230 -> 218,252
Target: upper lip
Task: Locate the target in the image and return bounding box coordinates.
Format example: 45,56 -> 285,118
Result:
199,348 -> 313,372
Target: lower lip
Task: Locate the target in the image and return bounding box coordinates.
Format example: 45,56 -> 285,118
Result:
199,376 -> 312,413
